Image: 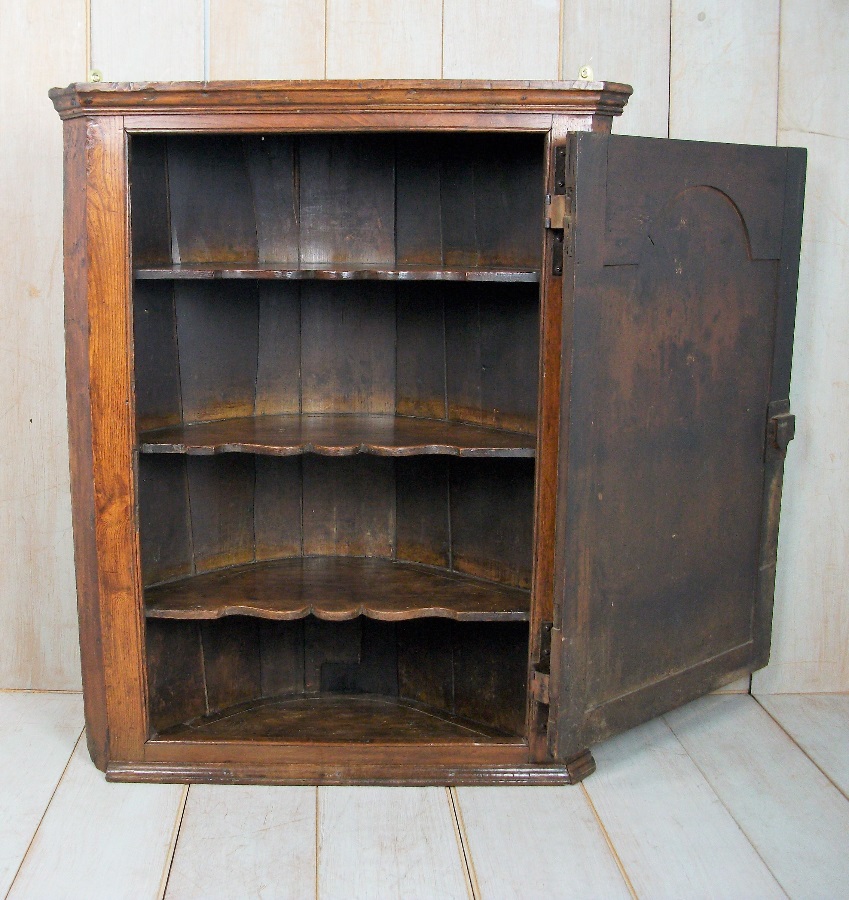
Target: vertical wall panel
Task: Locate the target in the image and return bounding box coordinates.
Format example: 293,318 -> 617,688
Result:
562,0 -> 671,137
90,0 -> 204,81
753,0 -> 849,693
210,0 -> 325,79
443,0 -> 560,78
0,2 -> 86,688
326,0 -> 442,78
670,0 -> 779,143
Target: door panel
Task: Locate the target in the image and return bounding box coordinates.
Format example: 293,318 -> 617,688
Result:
551,134 -> 805,758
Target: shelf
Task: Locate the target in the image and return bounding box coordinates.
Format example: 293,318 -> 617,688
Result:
138,414 -> 536,458
134,262 -> 540,283
145,556 -> 531,622
156,693 -> 522,743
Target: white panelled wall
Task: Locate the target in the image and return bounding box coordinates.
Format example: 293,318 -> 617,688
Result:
1,0 -> 846,693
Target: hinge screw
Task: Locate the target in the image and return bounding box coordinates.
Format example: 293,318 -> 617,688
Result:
89,69 -> 103,83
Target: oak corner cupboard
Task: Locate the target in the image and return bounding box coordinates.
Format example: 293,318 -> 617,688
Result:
49,79 -> 805,785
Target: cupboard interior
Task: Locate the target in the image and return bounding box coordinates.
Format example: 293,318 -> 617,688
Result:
130,131 -> 544,746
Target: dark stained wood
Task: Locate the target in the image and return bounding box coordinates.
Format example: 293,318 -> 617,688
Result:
445,283 -> 540,432
395,457 -> 451,568
300,282 -> 396,414
299,134 -> 395,266
175,281 -> 259,422
145,556 -> 531,622
253,456 -> 303,561
138,413 -> 536,457
158,694 -> 518,742
550,133 -> 805,761
132,282 -> 182,431
395,135 -> 444,266
303,618 -> 361,694
129,135 -> 170,266
259,620 -> 306,696
255,283 -> 301,416
135,262 -> 539,282
145,620 -> 207,733
397,618 -> 454,711
301,455 -> 395,558
200,618 -> 262,714
753,149 -> 807,667
242,135 -> 299,263
450,458 -> 535,589
453,622 -> 529,736
138,455 -> 192,585
395,285 -> 447,419
167,135 -> 258,264
186,455 -> 255,572
472,134 -> 544,267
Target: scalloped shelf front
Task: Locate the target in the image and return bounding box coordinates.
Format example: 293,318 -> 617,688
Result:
134,263 -> 540,282
145,556 -> 530,623
138,414 -> 536,458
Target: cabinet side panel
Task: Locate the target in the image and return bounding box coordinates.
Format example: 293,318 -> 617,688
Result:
83,115 -> 148,759
63,117 -> 108,769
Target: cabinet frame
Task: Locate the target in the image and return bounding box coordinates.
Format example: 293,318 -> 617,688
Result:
52,80 -> 802,786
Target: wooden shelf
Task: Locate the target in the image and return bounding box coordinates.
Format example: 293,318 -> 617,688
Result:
155,693 -> 522,743
145,556 -> 530,623
134,262 -> 540,283
138,414 -> 536,458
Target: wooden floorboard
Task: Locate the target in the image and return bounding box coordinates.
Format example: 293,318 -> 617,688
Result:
584,715 -> 785,899
666,694 -> 849,899
0,692 -> 83,896
317,787 -> 470,899
164,785 -> 316,899
4,692 -> 849,897
7,736 -> 186,900
453,785 -> 631,899
757,693 -> 849,798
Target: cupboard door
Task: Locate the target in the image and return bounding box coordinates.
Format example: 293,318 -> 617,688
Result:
550,133 -> 805,759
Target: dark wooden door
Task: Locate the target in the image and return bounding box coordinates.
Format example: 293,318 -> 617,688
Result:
549,133 -> 806,760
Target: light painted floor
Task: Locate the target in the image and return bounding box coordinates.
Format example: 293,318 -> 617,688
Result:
1,692 -> 847,899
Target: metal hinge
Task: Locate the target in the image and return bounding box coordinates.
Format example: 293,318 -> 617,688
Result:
767,399 -> 796,456
545,193 -> 570,231
530,669 -> 551,705
546,145 -> 573,277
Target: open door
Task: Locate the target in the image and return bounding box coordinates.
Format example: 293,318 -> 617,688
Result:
549,133 -> 806,762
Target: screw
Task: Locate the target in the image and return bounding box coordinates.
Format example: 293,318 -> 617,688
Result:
89,69 -> 103,83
